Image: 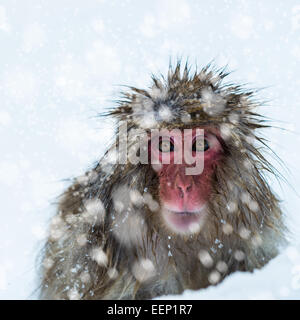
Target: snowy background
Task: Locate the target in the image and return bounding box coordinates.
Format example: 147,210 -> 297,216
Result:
1,0 -> 300,299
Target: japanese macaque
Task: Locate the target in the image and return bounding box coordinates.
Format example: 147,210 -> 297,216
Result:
40,62 -> 287,300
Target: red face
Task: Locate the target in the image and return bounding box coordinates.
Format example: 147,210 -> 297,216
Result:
150,128 -> 223,235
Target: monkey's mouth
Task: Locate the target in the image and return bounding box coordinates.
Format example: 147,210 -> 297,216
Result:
162,206 -> 207,235
172,211 -> 198,216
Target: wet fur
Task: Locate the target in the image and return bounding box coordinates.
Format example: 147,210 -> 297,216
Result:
39,62 -> 287,300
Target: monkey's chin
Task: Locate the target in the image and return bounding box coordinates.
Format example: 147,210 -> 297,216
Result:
161,206 -> 207,235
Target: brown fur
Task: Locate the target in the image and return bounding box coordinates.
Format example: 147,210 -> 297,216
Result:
39,62 -> 287,300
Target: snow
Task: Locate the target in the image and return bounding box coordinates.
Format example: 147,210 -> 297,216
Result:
230,15 -> 254,39
291,5 -> 300,31
132,259 -> 156,283
139,0 -> 191,38
0,0 -> 300,300
0,5 -> 10,33
157,245 -> 300,300
22,23 -> 46,53
90,248 -> 108,267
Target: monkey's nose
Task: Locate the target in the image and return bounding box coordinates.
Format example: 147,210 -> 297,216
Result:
176,183 -> 192,198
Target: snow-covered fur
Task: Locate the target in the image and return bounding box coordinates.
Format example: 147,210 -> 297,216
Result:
39,62 -> 287,300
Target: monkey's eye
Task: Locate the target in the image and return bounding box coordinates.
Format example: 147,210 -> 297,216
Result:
192,137 -> 209,152
159,139 -> 174,153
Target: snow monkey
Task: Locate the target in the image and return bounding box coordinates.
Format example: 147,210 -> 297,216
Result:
40,62 -> 286,300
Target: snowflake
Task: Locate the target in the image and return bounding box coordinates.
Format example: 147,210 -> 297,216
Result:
90,248 -> 108,266
208,270 -> 221,284
198,250 -> 214,268
132,259 -> 156,283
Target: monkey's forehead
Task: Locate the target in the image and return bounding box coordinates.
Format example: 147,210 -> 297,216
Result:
105,64 -> 263,132
115,92 -> 257,131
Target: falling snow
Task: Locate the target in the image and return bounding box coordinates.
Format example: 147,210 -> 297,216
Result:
198,250 -> 214,268
132,259 -> 156,283
1,0 -> 300,300
90,247 -> 108,267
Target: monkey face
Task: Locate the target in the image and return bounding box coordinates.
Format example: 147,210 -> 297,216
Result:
150,128 -> 223,235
